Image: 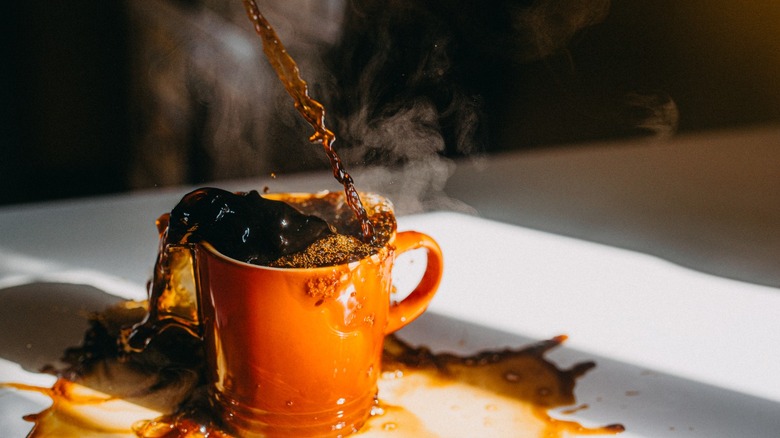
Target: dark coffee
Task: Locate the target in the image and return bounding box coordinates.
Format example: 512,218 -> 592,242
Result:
167,187 -> 330,266
165,188 -> 395,268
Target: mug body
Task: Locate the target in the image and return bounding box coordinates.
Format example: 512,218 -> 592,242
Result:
196,241 -> 393,436
126,191 -> 443,437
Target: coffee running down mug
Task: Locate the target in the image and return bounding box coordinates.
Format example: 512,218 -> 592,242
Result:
124,192 -> 443,437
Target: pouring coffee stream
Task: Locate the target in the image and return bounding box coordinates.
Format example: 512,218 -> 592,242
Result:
241,0 -> 374,243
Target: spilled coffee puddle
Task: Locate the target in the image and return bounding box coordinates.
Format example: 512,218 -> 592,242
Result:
3,299 -> 623,437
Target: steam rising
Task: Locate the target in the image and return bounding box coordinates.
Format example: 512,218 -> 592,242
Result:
511,0 -> 611,61
325,0 -> 617,213
625,91 -> 679,138
341,100 -> 460,213
129,0 -> 678,208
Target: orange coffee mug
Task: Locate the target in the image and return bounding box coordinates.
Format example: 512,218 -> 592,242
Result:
128,192 -> 443,437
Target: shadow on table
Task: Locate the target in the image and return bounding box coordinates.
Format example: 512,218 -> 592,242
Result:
0,282 -> 124,373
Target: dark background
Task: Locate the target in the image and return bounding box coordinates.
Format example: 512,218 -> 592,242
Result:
3,1 -> 780,206
3,2 -> 131,205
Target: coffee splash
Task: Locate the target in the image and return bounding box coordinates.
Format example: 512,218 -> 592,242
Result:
4,300 -> 624,437
167,188 -> 332,265
163,188 -> 393,267
121,189 -> 396,352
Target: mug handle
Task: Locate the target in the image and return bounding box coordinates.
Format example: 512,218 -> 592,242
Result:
385,231 -> 444,334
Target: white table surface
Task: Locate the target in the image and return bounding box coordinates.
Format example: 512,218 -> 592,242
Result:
1,126 -> 779,437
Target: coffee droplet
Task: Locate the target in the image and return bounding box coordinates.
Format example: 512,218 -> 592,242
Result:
382,422 -> 398,431
504,370 -> 521,382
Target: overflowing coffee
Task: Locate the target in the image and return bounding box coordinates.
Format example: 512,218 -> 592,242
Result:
122,189 -> 443,437
164,188 -> 395,268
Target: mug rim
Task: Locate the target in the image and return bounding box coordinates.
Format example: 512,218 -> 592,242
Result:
198,239 -> 392,273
